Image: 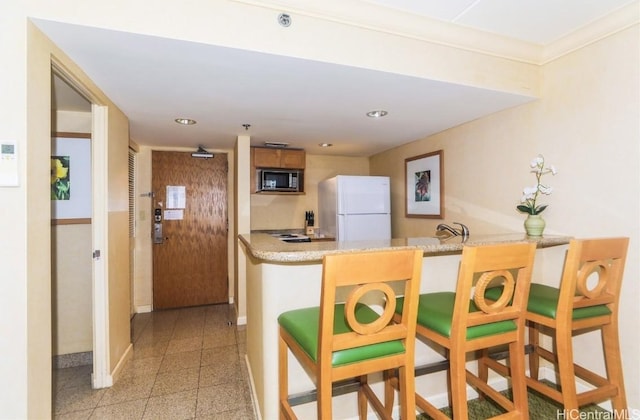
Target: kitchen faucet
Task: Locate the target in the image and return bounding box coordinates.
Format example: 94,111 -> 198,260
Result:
436,222 -> 469,239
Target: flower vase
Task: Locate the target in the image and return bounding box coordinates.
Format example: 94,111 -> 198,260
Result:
524,214 -> 546,237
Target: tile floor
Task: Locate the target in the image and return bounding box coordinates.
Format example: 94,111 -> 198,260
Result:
53,304 -> 257,419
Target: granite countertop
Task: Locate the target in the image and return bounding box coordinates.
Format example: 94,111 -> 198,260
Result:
238,232 -> 571,263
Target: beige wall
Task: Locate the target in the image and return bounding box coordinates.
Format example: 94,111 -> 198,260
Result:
371,24 -> 640,408
250,154 -> 370,231
52,224 -> 93,355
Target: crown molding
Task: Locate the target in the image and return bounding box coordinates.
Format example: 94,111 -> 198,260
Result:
232,0 -> 638,66
542,1 -> 640,64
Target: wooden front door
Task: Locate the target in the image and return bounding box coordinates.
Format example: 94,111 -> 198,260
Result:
152,151 -> 228,309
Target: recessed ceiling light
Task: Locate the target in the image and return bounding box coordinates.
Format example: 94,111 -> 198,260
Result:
366,110 -> 388,118
174,118 -> 196,125
319,143 -> 333,147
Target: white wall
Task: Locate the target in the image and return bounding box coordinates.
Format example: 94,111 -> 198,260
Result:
1,4 -> 31,417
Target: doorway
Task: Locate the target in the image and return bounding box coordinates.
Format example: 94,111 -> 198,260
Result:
51,65 -> 112,390
152,151 -> 229,309
51,74 -> 94,372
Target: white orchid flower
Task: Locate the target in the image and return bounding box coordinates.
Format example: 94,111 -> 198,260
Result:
523,186 -> 537,196
517,154 -> 557,215
539,185 -> 553,195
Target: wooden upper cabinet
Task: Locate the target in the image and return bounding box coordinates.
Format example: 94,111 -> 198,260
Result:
252,147 -> 305,169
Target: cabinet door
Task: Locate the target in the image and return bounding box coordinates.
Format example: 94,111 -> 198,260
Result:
253,147 -> 281,168
280,149 -> 305,169
253,147 -> 306,169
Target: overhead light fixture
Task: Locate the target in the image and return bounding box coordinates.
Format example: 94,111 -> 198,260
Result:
319,143 -> 333,147
264,142 -> 289,148
366,110 -> 388,118
175,118 -> 196,125
191,146 -> 213,159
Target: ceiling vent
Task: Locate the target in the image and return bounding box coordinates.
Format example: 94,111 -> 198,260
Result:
264,142 -> 289,148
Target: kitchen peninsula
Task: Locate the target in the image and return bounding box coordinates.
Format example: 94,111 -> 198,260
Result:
239,232 -> 571,419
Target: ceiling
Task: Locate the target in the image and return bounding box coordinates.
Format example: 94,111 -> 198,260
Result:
42,0 -> 635,156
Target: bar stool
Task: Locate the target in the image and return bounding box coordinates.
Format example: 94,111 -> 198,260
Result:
278,249 -> 423,419
397,242 -> 537,420
523,237 -> 629,414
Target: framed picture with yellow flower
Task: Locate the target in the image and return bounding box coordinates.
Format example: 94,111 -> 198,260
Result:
51,135 -> 91,222
405,150 -> 444,218
51,156 -> 70,200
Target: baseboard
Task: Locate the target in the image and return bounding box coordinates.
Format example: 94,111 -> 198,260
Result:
236,315 -> 247,326
109,342 -> 133,385
135,305 -> 152,313
53,351 -> 93,369
244,354 -> 262,420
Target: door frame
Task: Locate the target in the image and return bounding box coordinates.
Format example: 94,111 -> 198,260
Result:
52,62 -> 111,387
91,103 -> 111,387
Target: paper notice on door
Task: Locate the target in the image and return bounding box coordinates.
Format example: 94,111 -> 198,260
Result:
166,186 -> 186,209
164,209 -> 184,220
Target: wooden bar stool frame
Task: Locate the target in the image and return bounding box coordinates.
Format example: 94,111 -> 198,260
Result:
524,237 -> 629,415
278,249 -> 423,419
404,242 -> 537,420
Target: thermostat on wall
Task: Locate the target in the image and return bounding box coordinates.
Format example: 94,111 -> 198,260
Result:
0,140 -> 19,187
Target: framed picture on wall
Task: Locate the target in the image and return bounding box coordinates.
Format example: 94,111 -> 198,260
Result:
405,150 -> 444,218
51,135 -> 92,223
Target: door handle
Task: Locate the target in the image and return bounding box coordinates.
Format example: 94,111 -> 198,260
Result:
153,222 -> 163,244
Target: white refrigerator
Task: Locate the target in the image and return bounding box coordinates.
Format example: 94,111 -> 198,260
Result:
318,175 -> 391,241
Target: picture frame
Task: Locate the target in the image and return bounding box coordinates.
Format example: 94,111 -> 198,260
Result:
405,150 -> 444,218
51,135 -> 92,223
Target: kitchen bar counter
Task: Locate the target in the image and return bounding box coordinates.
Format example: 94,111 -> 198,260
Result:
239,232 -> 571,419
239,232 -> 570,263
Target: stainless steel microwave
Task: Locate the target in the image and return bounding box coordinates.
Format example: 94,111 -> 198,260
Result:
256,169 -> 302,192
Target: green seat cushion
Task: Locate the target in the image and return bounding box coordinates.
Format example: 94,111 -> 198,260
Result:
485,283 -> 611,320
278,303 -> 405,367
396,292 -> 516,339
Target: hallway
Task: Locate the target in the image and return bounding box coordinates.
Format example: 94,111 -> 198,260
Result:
53,304 -> 256,419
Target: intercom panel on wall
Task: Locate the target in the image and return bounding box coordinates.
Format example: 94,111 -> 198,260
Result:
0,140 -> 18,187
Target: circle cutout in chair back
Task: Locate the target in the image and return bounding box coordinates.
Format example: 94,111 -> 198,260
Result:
345,283 -> 396,335
576,261 -> 608,299
474,270 -> 515,313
